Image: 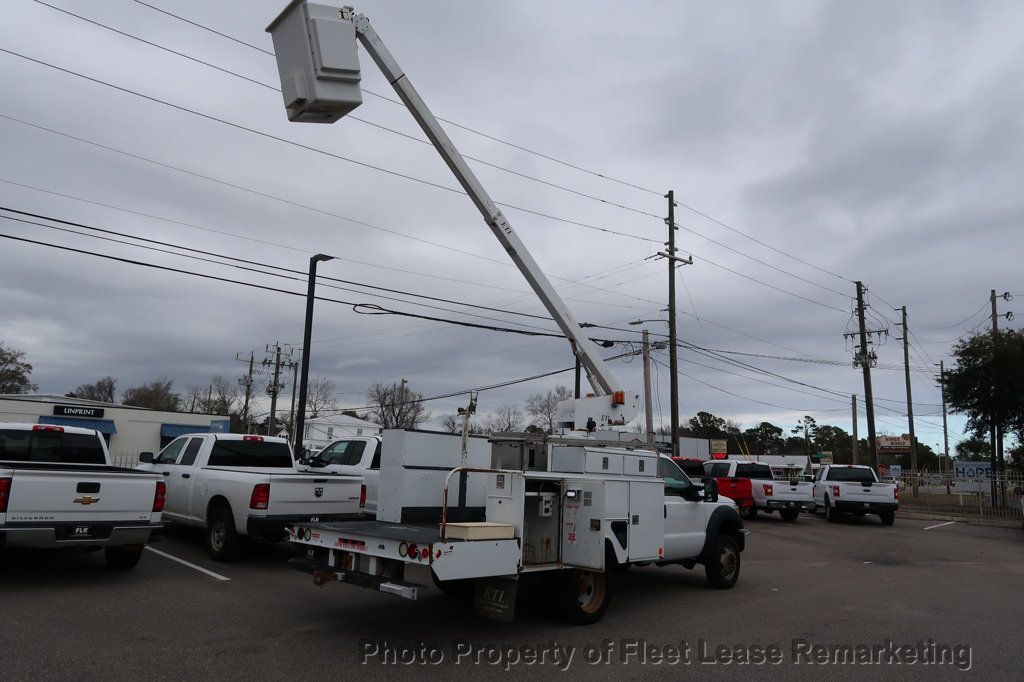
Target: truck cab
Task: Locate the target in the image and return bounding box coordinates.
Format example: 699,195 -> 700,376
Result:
300,435 -> 381,513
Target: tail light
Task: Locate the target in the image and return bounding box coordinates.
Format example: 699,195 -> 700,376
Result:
153,481 -> 166,512
32,424 -> 63,432
407,543 -> 418,560
0,478 -> 11,513
763,484 -> 773,497
243,435 -> 263,442
250,483 -> 271,510
832,485 -> 841,498
420,547 -> 429,560
894,487 -> 900,501
359,484 -> 366,509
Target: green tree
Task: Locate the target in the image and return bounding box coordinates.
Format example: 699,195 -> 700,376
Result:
0,342 -> 38,394
943,329 -> 1024,467
688,411 -> 727,439
743,421 -> 784,455
955,436 -> 991,462
813,424 -> 850,462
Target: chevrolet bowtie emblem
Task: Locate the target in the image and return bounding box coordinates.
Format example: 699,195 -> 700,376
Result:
74,496 -> 100,505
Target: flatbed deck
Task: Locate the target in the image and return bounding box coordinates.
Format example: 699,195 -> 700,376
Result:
308,519 -> 464,544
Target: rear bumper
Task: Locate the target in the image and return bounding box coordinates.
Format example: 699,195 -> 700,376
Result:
247,513 -> 364,537
287,553 -> 421,600
764,500 -> 811,511
0,522 -> 162,549
833,501 -> 899,514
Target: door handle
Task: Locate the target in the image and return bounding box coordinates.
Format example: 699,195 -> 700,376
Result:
162,472 -> 170,476
182,473 -> 190,479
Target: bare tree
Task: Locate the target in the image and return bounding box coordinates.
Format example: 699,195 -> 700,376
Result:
525,385 -> 572,434
484,404 -> 525,433
122,377 -> 179,411
366,381 -> 430,429
72,376 -> 117,402
306,376 -> 338,418
0,342 -> 37,394
441,414 -> 483,434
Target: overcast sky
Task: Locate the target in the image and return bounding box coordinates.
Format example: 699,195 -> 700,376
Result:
1,0 -> 1021,451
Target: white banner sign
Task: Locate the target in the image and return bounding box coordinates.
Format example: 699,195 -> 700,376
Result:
953,461 -> 992,479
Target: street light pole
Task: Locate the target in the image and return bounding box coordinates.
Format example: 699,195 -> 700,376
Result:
294,254 -> 334,455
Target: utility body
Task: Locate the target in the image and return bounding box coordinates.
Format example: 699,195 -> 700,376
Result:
703,459 -> 813,522
136,433 -> 362,560
289,430 -> 745,624
811,464 -> 899,525
0,423 -> 164,569
300,435 -> 381,513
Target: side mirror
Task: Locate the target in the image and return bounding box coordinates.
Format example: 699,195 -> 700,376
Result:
702,476 -> 719,503
680,485 -> 702,502
139,452 -> 154,463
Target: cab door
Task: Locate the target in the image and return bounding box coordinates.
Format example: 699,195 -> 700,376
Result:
660,457 -> 708,560
169,437 -> 204,520
146,438 -> 187,518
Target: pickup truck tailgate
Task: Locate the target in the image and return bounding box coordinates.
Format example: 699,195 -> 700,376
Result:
267,474 -> 362,516
835,483 -> 896,504
764,481 -> 813,502
5,467 -> 159,523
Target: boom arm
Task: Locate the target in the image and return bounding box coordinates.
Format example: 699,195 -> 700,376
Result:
351,13 -> 620,397
265,3 -> 638,427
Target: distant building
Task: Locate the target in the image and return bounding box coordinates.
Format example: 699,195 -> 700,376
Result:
302,414 -> 381,450
0,394 -> 226,465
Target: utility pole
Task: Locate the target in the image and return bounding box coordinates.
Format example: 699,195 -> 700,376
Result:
988,290 -> 1013,505
262,343 -> 293,436
399,378 -> 408,428
574,358 -> 581,400
851,394 -> 858,465
663,190 -> 693,458
642,329 -> 654,445
936,361 -> 949,461
845,282 -> 885,470
236,351 -> 257,434
289,357 -> 299,443
896,307 -> 918,489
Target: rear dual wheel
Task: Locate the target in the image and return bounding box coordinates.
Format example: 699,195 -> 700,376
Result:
739,506 -> 758,521
558,569 -> 610,625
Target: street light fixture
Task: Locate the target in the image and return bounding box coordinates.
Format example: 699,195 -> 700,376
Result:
294,253 -> 335,455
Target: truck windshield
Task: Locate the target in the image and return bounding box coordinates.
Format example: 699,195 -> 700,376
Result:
0,428 -> 106,464
735,463 -> 774,479
208,440 -> 293,468
825,467 -> 878,483
317,440 -> 366,466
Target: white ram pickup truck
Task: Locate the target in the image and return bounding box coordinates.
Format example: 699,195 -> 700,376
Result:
300,435 -> 381,513
704,459 -> 813,522
0,423 -> 164,569
811,464 -> 899,525
137,433 -> 363,561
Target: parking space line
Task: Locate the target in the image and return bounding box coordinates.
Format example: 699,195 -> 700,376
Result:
922,521 -> 956,531
145,547 -> 231,581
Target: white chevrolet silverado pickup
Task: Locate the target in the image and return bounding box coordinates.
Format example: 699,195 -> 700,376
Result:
0,423 -> 164,569
137,433 -> 363,561
811,464 -> 899,525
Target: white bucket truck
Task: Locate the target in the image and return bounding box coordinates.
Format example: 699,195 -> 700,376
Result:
265,1 -> 747,623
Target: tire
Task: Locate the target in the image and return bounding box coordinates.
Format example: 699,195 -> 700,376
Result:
739,506 -> 758,521
825,498 -> 839,523
558,569 -> 610,625
879,511 -> 895,526
704,535 -> 741,589
206,507 -> 241,562
808,504 -> 818,515
779,509 -> 800,523
104,544 -> 144,570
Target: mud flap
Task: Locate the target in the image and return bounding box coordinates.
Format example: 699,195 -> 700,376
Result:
473,577 -> 518,622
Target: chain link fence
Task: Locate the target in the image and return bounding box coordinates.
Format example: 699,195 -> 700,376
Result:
892,469 -> 1024,523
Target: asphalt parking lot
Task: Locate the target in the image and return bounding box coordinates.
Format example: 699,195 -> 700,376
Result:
2,513 -> 1021,680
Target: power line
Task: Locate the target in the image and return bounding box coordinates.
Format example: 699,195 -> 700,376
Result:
0,48 -> 659,245
0,114 -> 663,308
39,0 -> 665,220
129,0 -> 664,198
920,302 -> 989,330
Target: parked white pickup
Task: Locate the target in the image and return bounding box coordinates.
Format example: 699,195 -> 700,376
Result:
0,422 -> 164,569
300,435 -> 381,513
811,464 -> 899,526
136,433 -> 363,560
